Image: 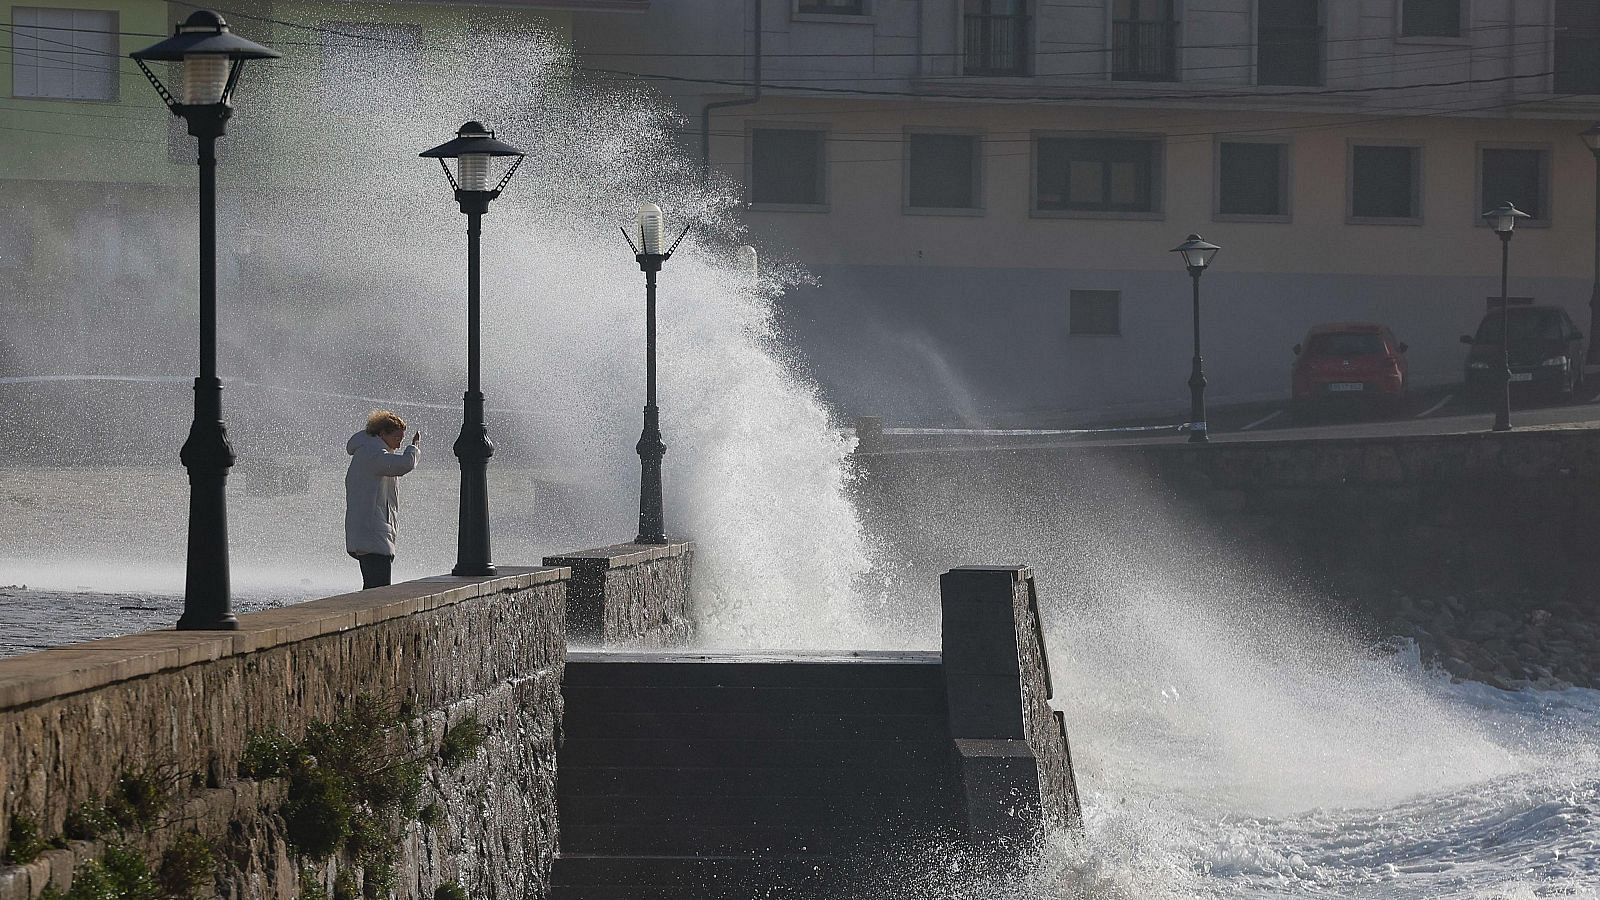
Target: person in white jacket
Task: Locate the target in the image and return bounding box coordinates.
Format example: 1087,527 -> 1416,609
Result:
345,410 -> 420,588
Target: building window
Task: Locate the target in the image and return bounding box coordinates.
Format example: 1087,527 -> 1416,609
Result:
798,0 -> 865,13
10,7 -> 117,101
1070,291 -> 1121,336
1036,137 -> 1160,214
1400,0 -> 1460,37
322,22 -> 423,109
907,133 -> 980,210
1350,145 -> 1420,221
1258,0 -> 1321,86
1113,0 -> 1176,81
751,128 -> 826,206
1218,141 -> 1289,217
1480,147 -> 1549,223
964,0 -> 1029,76
1555,0 -> 1600,94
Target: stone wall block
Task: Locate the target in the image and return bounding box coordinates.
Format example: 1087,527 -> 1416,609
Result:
939,566 -> 1081,839
0,864 -> 27,900
544,542 -> 694,647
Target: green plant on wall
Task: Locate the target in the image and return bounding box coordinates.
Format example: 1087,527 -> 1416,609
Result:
105,767 -> 172,833
63,802 -> 117,842
257,695 -> 465,898
156,832 -> 216,898
439,715 -> 486,769
3,814 -> 48,865
433,882 -> 468,900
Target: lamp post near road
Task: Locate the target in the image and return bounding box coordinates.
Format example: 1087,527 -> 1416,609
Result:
131,11 -> 278,630
421,122 -> 525,576
1581,124 -> 1600,365
1482,202 -> 1532,433
622,204 -> 688,545
1171,234 -> 1220,444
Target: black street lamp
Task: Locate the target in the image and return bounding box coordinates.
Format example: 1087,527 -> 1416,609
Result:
1171,234 -> 1220,444
1581,124 -> 1600,365
421,122 -> 525,576
621,204 -> 688,545
131,10 -> 278,630
1482,201 -> 1532,433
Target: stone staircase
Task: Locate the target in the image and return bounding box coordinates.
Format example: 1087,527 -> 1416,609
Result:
548,651 -> 962,899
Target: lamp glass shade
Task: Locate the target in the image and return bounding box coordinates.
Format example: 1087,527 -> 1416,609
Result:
1171,234 -> 1220,269
638,203 -> 664,255
457,154 -> 491,192
738,245 -> 758,280
182,55 -> 230,104
1582,124 -> 1600,154
1481,202 -> 1531,233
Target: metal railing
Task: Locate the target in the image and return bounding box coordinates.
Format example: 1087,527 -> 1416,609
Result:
1112,19 -> 1177,81
964,13 -> 1029,76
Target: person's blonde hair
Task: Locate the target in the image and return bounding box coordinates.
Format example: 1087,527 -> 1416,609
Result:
365,410 -> 406,436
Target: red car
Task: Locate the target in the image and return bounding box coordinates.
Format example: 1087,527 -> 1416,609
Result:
1291,323 -> 1409,420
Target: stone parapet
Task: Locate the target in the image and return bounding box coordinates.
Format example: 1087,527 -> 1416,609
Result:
940,566 -> 1082,842
543,542 -> 694,647
0,566 -> 570,900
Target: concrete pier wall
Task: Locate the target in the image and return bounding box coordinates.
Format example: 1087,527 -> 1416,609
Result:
854,426 -> 1600,686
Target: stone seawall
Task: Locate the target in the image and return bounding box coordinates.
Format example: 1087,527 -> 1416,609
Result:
856,427 -> 1600,689
0,544 -> 696,900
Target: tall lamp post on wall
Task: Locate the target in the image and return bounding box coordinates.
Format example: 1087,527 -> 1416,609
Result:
621,204 -> 688,545
1581,124 -> 1600,365
131,11 -> 278,630
421,122 -> 525,576
1170,234 -> 1220,444
1482,201 -> 1532,433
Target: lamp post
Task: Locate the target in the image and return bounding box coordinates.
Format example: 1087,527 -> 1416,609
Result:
1482,201 -> 1532,432
1170,234 -> 1220,444
622,204 -> 688,545
131,11 -> 278,630
1582,124 -> 1600,365
420,122 -> 525,576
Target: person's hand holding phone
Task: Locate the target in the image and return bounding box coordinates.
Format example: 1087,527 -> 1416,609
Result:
411,431 -> 421,445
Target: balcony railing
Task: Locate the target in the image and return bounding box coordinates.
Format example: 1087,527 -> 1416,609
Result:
964,13 -> 1029,76
1112,19 -> 1176,81
1555,33 -> 1600,94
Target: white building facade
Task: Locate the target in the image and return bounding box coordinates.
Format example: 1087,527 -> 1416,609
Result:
575,0 -> 1600,421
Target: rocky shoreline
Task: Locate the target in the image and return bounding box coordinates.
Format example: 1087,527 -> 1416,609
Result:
1370,590 -> 1598,691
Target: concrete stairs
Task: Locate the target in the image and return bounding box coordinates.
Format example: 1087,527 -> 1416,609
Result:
549,651 -> 961,899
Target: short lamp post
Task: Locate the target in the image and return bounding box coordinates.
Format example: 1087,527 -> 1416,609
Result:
621,205 -> 688,545
131,10 -> 278,630
421,122 -> 525,576
1171,234 -> 1220,444
1483,201 -> 1532,433
1582,124 -> 1600,365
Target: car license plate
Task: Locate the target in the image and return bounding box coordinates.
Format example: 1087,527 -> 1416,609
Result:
1328,383 -> 1365,392
1510,373 -> 1534,382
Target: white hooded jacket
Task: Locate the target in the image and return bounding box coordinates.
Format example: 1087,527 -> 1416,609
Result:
345,431 -> 420,556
